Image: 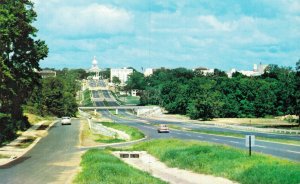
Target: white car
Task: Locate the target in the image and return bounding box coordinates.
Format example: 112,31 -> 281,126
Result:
61,117 -> 71,125
157,124 -> 169,133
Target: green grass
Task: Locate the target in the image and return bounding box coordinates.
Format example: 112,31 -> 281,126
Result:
81,120 -> 124,145
74,149 -> 167,184
169,125 -> 300,145
192,129 -> 300,145
129,139 -> 300,184
0,154 -> 9,159
99,122 -> 144,141
95,134 -> 125,143
82,90 -> 93,106
120,96 -> 140,105
15,137 -> 36,148
111,91 -> 140,105
110,92 -> 125,105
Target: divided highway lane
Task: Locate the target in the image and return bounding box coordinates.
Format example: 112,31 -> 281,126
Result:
93,84 -> 300,161
99,110 -> 300,162
0,120 -> 81,184
121,111 -> 300,142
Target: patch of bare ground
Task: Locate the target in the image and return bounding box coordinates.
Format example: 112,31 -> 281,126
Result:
79,119 -> 101,147
113,151 -> 238,184
50,151 -> 84,184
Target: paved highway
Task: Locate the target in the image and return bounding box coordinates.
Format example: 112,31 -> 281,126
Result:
0,120 -> 81,184
99,109 -> 300,161
94,82 -> 300,162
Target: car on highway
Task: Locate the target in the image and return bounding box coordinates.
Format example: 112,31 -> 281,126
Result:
61,117 -> 71,125
157,124 -> 169,133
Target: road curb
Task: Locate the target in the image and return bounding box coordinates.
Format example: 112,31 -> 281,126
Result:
0,120 -> 58,167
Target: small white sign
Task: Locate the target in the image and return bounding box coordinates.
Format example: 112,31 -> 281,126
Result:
245,135 -> 255,147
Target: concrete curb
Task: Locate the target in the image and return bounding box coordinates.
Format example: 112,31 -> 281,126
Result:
0,120 -> 58,167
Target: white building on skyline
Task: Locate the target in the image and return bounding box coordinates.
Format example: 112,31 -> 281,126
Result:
144,68 -> 154,77
227,63 -> 268,78
110,67 -> 133,85
89,56 -> 100,80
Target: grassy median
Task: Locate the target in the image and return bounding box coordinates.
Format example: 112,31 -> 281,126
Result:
81,120 -> 124,145
0,154 -> 9,159
99,122 -> 145,141
168,125 -> 300,145
130,139 -> 300,184
74,149 -> 167,184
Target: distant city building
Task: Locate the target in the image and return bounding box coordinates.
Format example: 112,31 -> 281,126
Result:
193,67 -> 214,76
36,70 -> 56,78
144,68 -> 154,77
110,67 -> 133,85
88,56 -> 100,80
227,63 -> 268,78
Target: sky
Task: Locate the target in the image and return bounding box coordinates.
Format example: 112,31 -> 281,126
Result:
32,0 -> 300,71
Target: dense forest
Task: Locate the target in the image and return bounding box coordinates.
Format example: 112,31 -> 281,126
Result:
25,69 -> 88,117
127,62 -> 300,122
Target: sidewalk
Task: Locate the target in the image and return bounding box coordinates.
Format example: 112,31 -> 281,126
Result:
0,119 -> 57,166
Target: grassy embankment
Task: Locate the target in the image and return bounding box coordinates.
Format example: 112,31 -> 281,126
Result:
15,136 -> 36,148
81,120 -> 145,144
24,112 -> 55,126
111,91 -> 140,105
129,139 -> 300,184
81,120 -> 124,144
0,154 -> 9,159
168,124 -> 300,145
99,121 -> 144,141
74,149 -> 167,184
82,89 -> 93,106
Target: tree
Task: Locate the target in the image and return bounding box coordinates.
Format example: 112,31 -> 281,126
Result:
125,71 -> 145,92
0,0 -> 48,122
187,78 -> 223,120
112,76 -> 121,93
295,60 -> 300,124
100,68 -> 110,79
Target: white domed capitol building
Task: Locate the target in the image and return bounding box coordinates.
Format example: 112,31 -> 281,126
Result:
89,56 -> 100,80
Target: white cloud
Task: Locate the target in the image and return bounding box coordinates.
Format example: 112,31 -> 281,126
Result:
47,4 -> 133,36
198,15 -> 234,32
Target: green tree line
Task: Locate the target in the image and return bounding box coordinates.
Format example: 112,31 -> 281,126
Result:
25,69 -> 87,117
137,62 -> 300,122
0,0 -> 48,144
0,1 -> 86,145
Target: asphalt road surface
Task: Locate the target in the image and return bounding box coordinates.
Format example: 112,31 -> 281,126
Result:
95,86 -> 300,162
0,119 -> 81,184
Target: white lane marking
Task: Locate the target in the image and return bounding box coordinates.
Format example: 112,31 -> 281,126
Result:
176,132 -> 182,135
186,134 -> 191,137
229,141 -> 240,144
255,145 -> 266,148
197,135 -> 202,138
212,138 -> 219,141
286,150 -> 300,154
